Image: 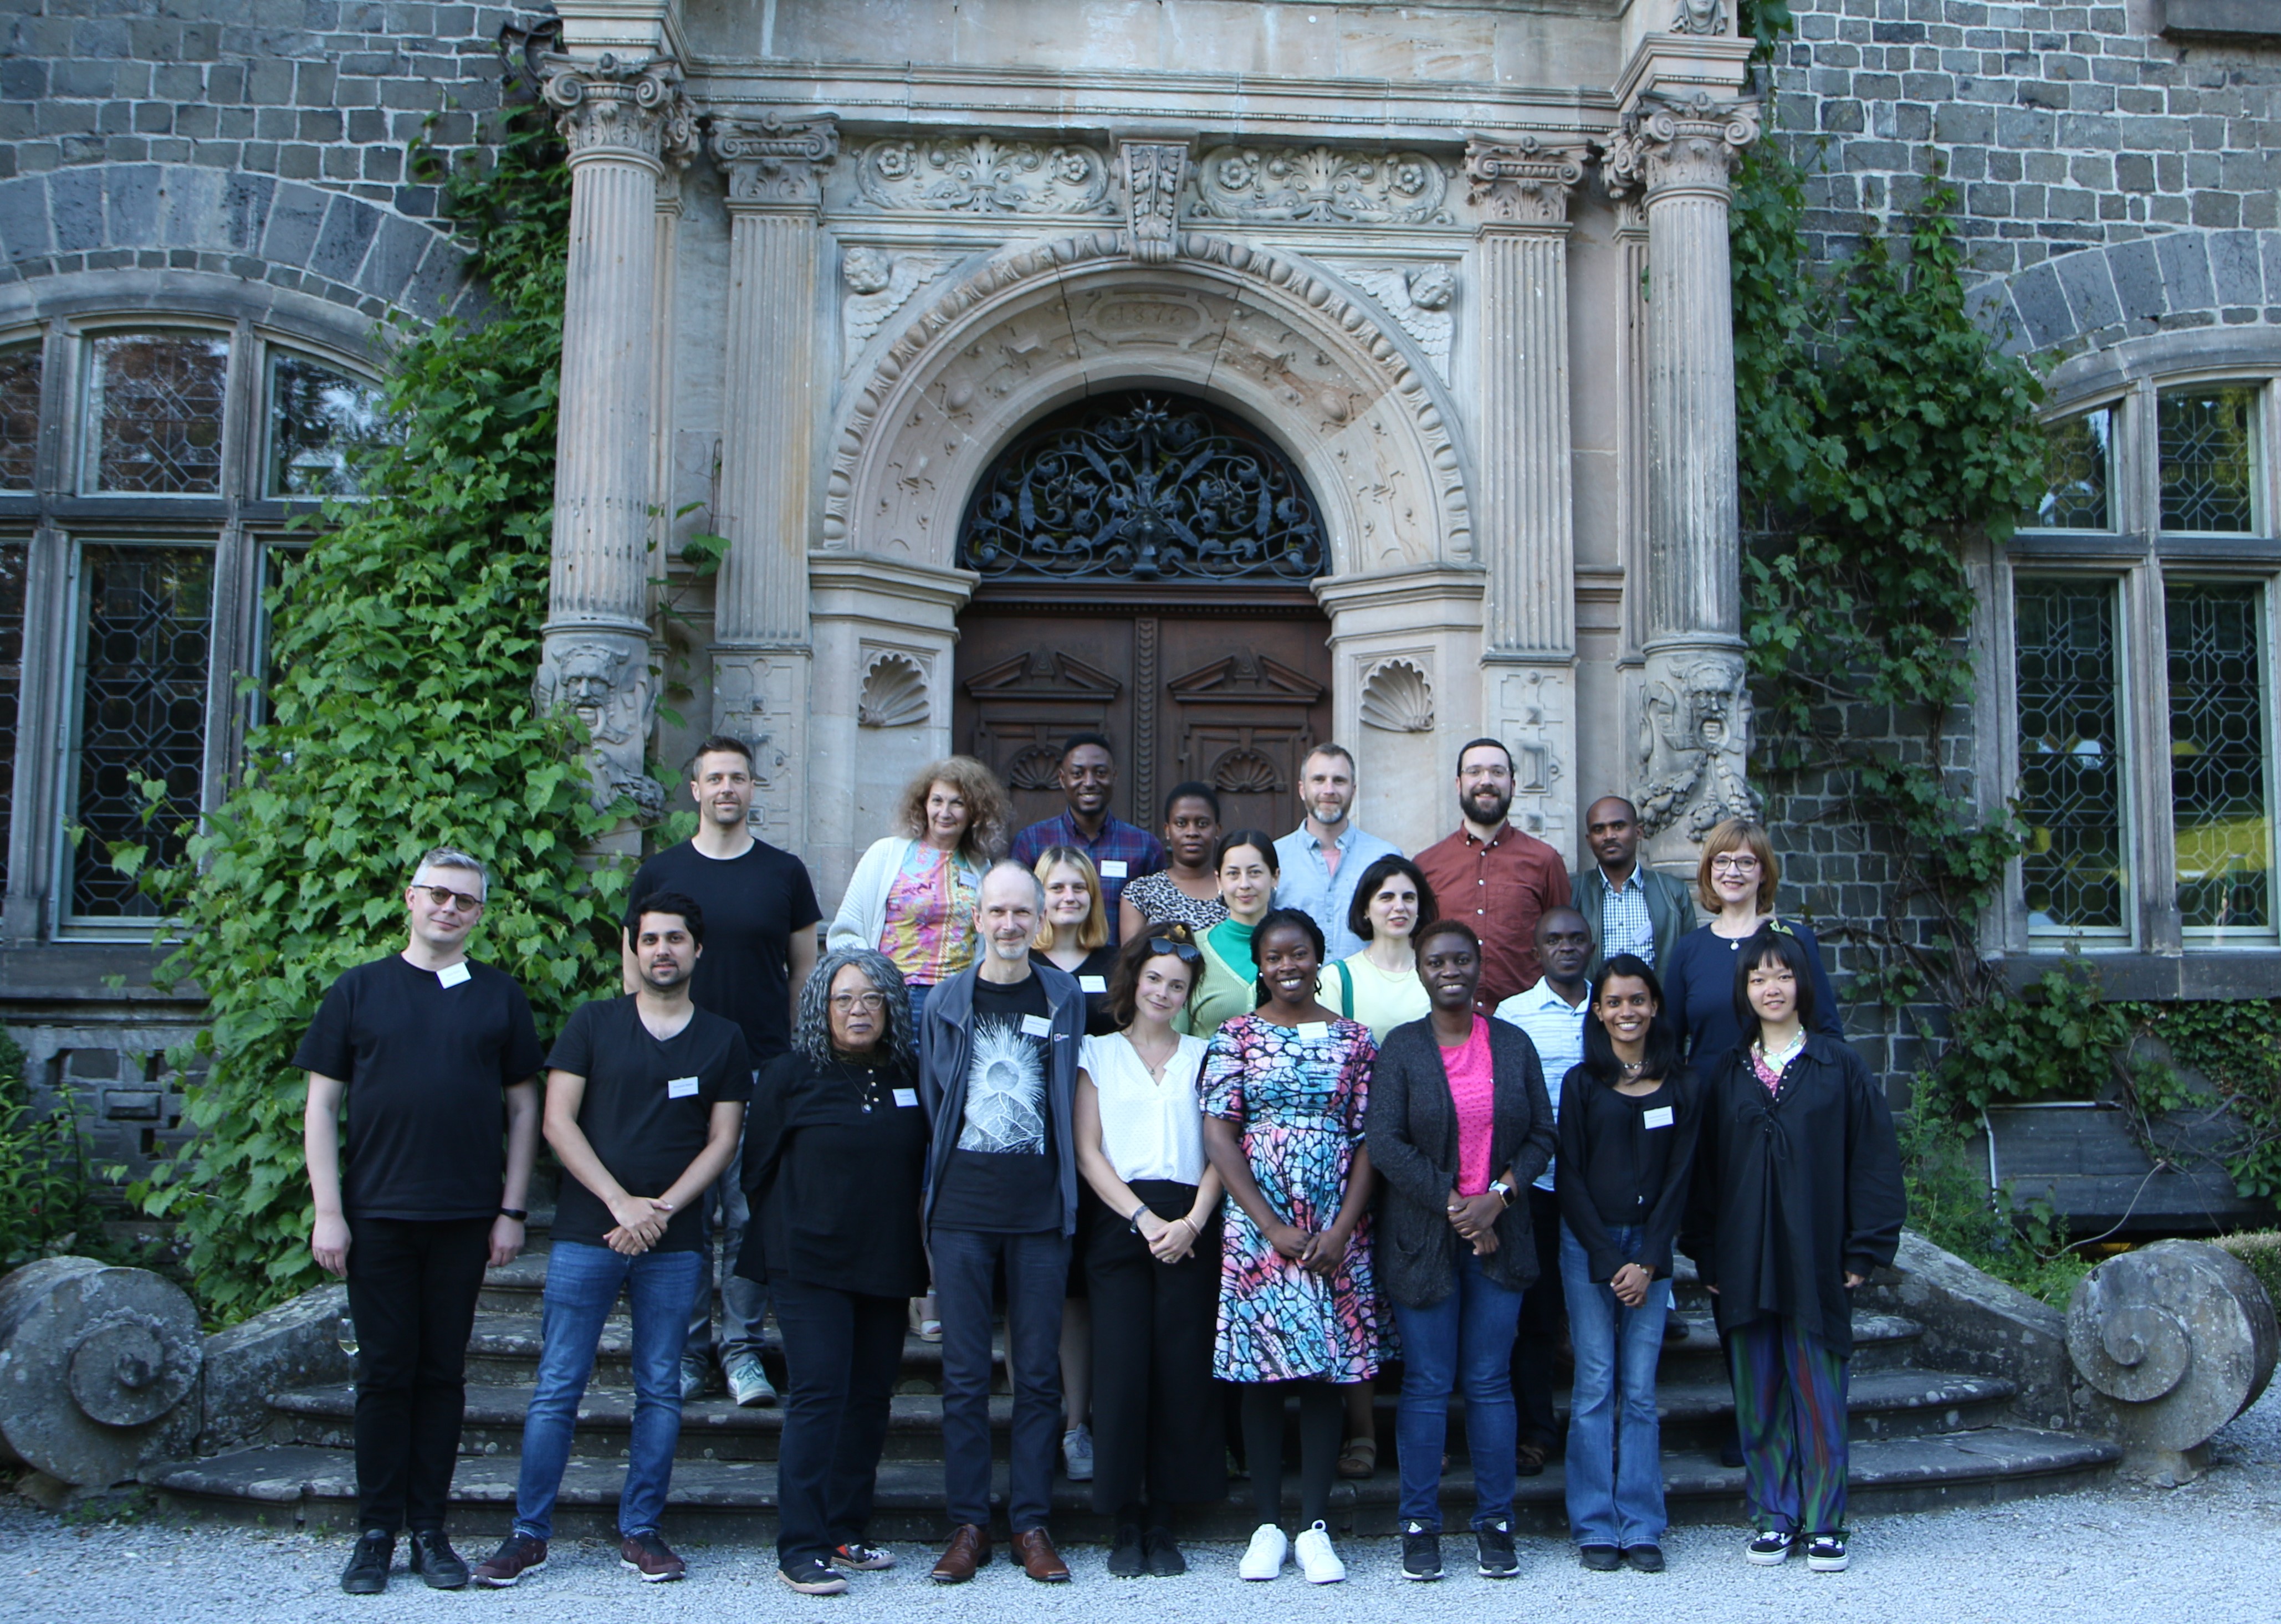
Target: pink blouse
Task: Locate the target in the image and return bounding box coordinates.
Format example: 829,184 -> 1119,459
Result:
1440,1016 -> 1497,1196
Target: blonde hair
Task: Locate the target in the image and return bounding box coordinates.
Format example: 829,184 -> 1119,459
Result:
893,756 -> 1011,865
1696,818 -> 1781,914
1031,847 -> 1109,951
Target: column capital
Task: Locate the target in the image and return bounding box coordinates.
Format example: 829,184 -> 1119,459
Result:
1119,139 -> 1191,265
711,112 -> 841,212
1602,89 -> 1761,202
1464,136 -> 1588,229
540,51 -> 694,172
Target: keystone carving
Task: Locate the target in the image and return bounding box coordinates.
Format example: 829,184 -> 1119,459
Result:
851,136 -> 1113,214
1122,140 -> 1190,265
538,52 -> 694,168
1634,650 -> 1759,842
1465,136 -> 1589,226
534,634 -> 665,820
711,111 -> 841,208
1603,90 -> 1762,199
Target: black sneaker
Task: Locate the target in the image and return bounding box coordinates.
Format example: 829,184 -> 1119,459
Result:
620,1530 -> 687,1582
1805,1534 -> 1849,1572
1475,1519 -> 1518,1579
832,1541 -> 896,1571
1580,1544 -> 1623,1571
407,1529 -> 469,1590
1143,1528 -> 1187,1577
1400,1521 -> 1443,1581
1106,1523 -> 1147,1579
340,1530 -> 393,1595
778,1558 -> 850,1595
473,1532 -> 549,1587
1624,1544 -> 1667,1573
1746,1530 -> 1796,1565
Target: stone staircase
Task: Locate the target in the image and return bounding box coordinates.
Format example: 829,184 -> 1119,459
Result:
145,1232 -> 2120,1543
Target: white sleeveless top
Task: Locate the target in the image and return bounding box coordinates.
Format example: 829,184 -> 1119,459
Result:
1080,1032 -> 1210,1186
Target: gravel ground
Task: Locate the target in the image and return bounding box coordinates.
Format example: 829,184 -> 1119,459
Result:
13,1388 -> 2281,1624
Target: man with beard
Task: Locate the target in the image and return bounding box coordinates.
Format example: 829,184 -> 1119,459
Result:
1010,732 -> 1164,943
1414,739 -> 1572,1011
1272,743 -> 1400,962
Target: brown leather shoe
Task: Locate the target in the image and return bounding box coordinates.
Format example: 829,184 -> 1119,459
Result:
1015,1526 -> 1070,1583
930,1524 -> 990,1584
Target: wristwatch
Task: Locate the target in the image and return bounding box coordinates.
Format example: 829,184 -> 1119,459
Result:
1487,1181 -> 1516,1209
499,1207 -> 528,1222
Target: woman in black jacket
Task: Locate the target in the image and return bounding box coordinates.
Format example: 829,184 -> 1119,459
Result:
1362,919 -> 1556,1584
1687,925 -> 1904,1576
737,947 -> 930,1596
1556,953 -> 1699,1575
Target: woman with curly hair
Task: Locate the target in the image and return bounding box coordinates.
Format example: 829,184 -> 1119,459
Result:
828,756 -> 1011,1030
736,947 -> 929,1595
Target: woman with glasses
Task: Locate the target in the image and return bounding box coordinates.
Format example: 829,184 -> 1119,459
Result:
1183,831 -> 1280,1036
1119,783 -> 1230,941
737,949 -> 929,1595
1072,925 -> 1228,1577
1658,819 -> 1843,1073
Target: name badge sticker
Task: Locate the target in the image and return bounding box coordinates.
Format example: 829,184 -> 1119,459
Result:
1297,1021 -> 1329,1042
1099,859 -> 1129,879
1078,974 -> 1108,994
667,1075 -> 701,1100
893,1087 -> 919,1109
1021,1013 -> 1053,1038
436,962 -> 471,989
1641,1105 -> 1675,1130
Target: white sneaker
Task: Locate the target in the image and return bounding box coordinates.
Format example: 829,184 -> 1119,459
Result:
1293,1521 -> 1346,1585
1061,1424 -> 1094,1482
1239,1524 -> 1289,1580
726,1357 -> 778,1408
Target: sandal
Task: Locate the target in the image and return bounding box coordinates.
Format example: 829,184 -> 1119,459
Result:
1515,1440 -> 1549,1477
909,1295 -> 942,1343
1336,1436 -> 1376,1479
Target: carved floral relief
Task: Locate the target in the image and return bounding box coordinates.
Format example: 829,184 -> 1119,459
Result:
852,136 -> 1114,214
1193,145 -> 1455,226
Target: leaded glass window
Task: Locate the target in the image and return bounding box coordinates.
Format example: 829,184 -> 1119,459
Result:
267,351 -> 391,499
0,345 -> 40,490
82,331 -> 231,495
2158,385 -> 2259,533
68,545 -> 213,920
2016,580 -> 2129,936
2169,583 -> 2275,939
2026,407 -> 2113,530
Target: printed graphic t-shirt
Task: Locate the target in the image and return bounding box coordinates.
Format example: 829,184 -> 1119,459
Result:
931,973 -> 1059,1234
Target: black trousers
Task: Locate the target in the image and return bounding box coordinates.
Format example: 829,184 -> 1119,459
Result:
1085,1179 -> 1227,1517
1511,1185 -> 1566,1450
344,1214 -> 491,1534
771,1277 -> 906,1566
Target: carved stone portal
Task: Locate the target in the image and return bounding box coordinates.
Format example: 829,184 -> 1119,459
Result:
1122,140 -> 1190,265
534,632 -> 664,821
1634,649 -> 1760,853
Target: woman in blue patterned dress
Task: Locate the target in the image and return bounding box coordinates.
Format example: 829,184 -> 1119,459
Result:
1200,908 -> 1385,1586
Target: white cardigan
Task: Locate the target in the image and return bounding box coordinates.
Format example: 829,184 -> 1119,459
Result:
827,836 -> 985,958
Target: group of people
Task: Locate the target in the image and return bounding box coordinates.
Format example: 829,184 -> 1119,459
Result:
299,728 -> 1904,1598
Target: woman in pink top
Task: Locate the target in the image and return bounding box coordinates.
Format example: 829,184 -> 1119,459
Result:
1361,919 -> 1557,1583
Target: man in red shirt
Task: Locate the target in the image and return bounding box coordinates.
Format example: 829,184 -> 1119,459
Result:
1412,739 -> 1572,1011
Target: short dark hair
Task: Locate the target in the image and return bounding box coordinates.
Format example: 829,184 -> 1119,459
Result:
1581,954 -> 1679,1087
1456,736 -> 1512,773
1062,730 -> 1115,760
1163,781 -> 1221,822
1536,904 -> 1592,945
1586,794 -> 1639,823
1214,828 -> 1281,875
1250,907 -> 1327,1006
1730,923 -> 1820,1040
626,888 -> 706,947
685,734 -> 754,776
1107,922 -> 1203,1029
1346,853 -> 1439,941
1414,917 -> 1481,958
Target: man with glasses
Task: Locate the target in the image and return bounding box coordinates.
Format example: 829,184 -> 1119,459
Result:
298,848 -> 546,1595
1009,732 -> 1164,944
1414,739 -> 1573,1011
630,734 -> 821,1409
1272,742 -> 1400,962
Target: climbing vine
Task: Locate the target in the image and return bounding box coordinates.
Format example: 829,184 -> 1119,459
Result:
129,107 -> 631,1324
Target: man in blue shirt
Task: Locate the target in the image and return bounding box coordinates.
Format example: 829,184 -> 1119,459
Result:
1008,732 -> 1164,943
1272,743 -> 1400,962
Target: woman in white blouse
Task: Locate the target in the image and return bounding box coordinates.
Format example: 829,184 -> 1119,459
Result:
1072,924 -> 1229,1577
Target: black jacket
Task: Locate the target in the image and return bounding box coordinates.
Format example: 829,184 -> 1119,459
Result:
1363,1017 -> 1557,1308
916,961 -> 1087,1237
1556,1064 -> 1702,1284
1684,1033 -> 1906,1353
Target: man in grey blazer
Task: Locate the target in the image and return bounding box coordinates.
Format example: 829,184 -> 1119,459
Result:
1571,797 -> 1698,975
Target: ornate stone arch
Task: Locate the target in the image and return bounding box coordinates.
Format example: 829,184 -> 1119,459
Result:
821,230 -> 1474,578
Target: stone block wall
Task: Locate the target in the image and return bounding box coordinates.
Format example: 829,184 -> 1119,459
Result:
13,1020 -> 206,1203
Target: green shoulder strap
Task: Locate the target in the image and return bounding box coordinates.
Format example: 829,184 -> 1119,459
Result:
1334,959 -> 1354,1019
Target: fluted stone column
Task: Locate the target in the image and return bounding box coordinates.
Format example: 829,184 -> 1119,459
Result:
1465,138 -> 1588,862
1605,89 -> 1762,865
649,158 -> 687,554
534,54 -> 693,836
708,113 -> 838,851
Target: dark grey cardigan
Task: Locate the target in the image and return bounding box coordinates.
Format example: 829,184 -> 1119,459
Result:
1363,1016 -> 1557,1308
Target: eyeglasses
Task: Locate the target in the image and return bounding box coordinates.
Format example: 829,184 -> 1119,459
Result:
1709,855 -> 1762,875
1147,937 -> 1203,964
415,883 -> 484,912
829,991 -> 888,1013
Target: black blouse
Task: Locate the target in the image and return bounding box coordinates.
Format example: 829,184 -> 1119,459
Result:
735,1050 -> 930,1299
1031,945 -> 1119,1036
1554,1064 -> 1701,1285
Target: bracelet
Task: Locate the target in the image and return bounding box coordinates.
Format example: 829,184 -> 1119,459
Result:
1128,1203 -> 1151,1233
499,1207 -> 528,1222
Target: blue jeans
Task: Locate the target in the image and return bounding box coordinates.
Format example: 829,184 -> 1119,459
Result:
1560,1222 -> 1673,1548
512,1240 -> 704,1541
1392,1248 -> 1524,1530
687,1134 -> 769,1369
931,1225 -> 1068,1532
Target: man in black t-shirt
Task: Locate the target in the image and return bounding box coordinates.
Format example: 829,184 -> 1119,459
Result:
917,862 -> 1087,1586
628,735 -> 820,1410
297,847 -> 545,1596
473,891 -> 752,1590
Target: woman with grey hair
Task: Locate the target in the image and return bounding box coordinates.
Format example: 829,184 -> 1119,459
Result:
736,947 -> 929,1596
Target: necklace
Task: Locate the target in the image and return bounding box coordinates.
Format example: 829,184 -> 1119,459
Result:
1619,1058 -> 1646,1079
842,1061 -> 882,1113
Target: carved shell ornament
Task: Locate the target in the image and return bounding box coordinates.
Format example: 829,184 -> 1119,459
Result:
1007,745 -> 1065,792
1360,660 -> 1435,733
857,654 -> 928,728
1211,747 -> 1282,795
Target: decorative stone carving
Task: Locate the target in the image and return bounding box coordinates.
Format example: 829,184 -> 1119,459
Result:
1603,90 -> 1762,199
1634,650 -> 1758,841
711,650 -> 799,844
1322,261 -> 1455,381
1672,0 -> 1728,34
1122,140 -> 1190,265
1194,145 -> 1454,226
857,652 -> 930,728
1465,136 -> 1588,226
712,112 -> 840,209
534,634 -> 664,819
1407,264 -> 1455,310
851,136 -> 1114,214
842,248 -> 954,360
538,52 -> 693,169
1359,659 -> 1435,732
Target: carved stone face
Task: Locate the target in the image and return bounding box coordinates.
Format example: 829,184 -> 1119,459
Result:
844,246 -> 892,295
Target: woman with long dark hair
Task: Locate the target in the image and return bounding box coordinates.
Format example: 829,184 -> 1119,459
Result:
1183,830 -> 1280,1036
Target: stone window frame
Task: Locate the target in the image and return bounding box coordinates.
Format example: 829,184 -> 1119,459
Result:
0,295 -> 380,945
1991,358 -> 2281,982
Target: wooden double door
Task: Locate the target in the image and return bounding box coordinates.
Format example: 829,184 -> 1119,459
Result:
952,591 -> 1333,837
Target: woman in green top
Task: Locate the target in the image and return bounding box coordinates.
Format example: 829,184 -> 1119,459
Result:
1318,855 -> 1440,1042
1183,830 -> 1280,1037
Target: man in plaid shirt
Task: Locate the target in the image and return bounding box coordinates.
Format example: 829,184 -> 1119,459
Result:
1007,732 -> 1164,944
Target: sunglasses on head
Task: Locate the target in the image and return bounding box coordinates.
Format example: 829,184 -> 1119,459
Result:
1147,936 -> 1203,964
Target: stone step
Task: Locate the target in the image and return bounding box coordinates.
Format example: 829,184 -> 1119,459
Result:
144,1425 -> 2121,1542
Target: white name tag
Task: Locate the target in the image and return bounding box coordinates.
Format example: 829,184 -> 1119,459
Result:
1297,1021 -> 1329,1042
1021,1013 -> 1052,1038
893,1087 -> 919,1108
1078,975 -> 1107,994
1642,1105 -> 1675,1130
667,1075 -> 701,1099
1099,859 -> 1128,879
436,962 -> 470,989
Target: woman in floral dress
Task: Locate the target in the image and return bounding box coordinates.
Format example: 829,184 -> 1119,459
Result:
1200,908 -> 1385,1585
